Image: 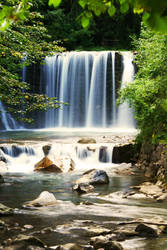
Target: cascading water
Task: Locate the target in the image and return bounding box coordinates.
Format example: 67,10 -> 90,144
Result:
117,52 -> 135,128
42,51 -> 135,129
0,51 -> 135,131
0,101 -> 18,130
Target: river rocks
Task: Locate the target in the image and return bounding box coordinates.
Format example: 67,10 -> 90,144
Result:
72,183 -> 94,194
2,234 -> 45,249
34,156 -> 63,173
135,223 -> 159,238
136,182 -> 163,197
90,235 -> 123,250
113,163 -> 135,176
0,203 -> 13,215
75,169 -> 109,186
23,191 -> 58,207
77,138 -> 96,144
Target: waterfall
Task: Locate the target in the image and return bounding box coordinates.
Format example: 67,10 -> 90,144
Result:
43,51 -> 134,129
0,101 -> 18,130
0,51 -> 135,131
117,52 -> 135,128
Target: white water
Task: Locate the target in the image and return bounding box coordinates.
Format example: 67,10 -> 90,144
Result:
0,142 -> 115,173
0,101 -> 18,130
0,51 -> 135,131
117,52 -> 135,128
43,51 -> 135,129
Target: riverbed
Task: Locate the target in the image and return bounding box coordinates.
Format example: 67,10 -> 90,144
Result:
0,129 -> 167,249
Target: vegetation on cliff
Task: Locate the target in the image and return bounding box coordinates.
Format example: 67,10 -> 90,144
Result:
119,24 -> 167,144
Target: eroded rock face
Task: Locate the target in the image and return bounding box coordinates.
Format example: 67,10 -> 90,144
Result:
75,169 -> 109,186
34,156 -> 63,173
23,191 -> 58,207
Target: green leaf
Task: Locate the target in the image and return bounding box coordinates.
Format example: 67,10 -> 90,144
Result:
78,0 -> 86,9
48,0 -> 62,7
108,5 -> 116,16
81,16 -> 90,28
94,9 -> 101,16
120,2 -> 129,13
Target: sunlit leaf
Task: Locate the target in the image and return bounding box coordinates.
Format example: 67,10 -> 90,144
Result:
78,0 -> 86,9
108,5 -> 116,16
48,0 -> 61,7
81,16 -> 89,28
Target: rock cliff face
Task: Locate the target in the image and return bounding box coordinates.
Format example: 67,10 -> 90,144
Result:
138,143 -> 167,186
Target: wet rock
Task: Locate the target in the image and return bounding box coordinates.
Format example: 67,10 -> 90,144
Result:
3,234 -> 46,250
59,243 -> 82,250
112,144 -> 135,164
157,193 -> 167,202
137,182 -> 163,198
99,146 -> 110,163
77,138 -> 96,144
135,223 -> 159,238
34,156 -> 62,173
0,174 -> 4,183
23,225 -> 34,230
72,183 -> 94,194
0,203 -> 13,215
23,191 -> 58,207
114,163 -> 134,176
75,169 -> 109,185
42,144 -> 51,156
90,235 -> 123,250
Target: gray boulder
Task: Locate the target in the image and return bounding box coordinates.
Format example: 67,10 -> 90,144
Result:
75,169 -> 109,186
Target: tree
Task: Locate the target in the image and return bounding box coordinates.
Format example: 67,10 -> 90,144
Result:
0,1 -> 65,123
1,0 -> 167,32
118,24 -> 167,143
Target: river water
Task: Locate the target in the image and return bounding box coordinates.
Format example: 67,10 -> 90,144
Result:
1,129 -> 167,249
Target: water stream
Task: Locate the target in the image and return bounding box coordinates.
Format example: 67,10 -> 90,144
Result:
0,131 -> 167,249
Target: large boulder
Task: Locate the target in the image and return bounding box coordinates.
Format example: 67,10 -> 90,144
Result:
75,169 -> 109,186
23,191 -> 58,207
34,156 -> 63,173
112,143 -> 135,163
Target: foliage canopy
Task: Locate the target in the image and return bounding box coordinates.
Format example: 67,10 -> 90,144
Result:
1,0 -> 167,32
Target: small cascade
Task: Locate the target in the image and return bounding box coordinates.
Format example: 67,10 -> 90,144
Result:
1,143 -> 114,173
117,52 -> 135,128
0,101 -> 18,130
